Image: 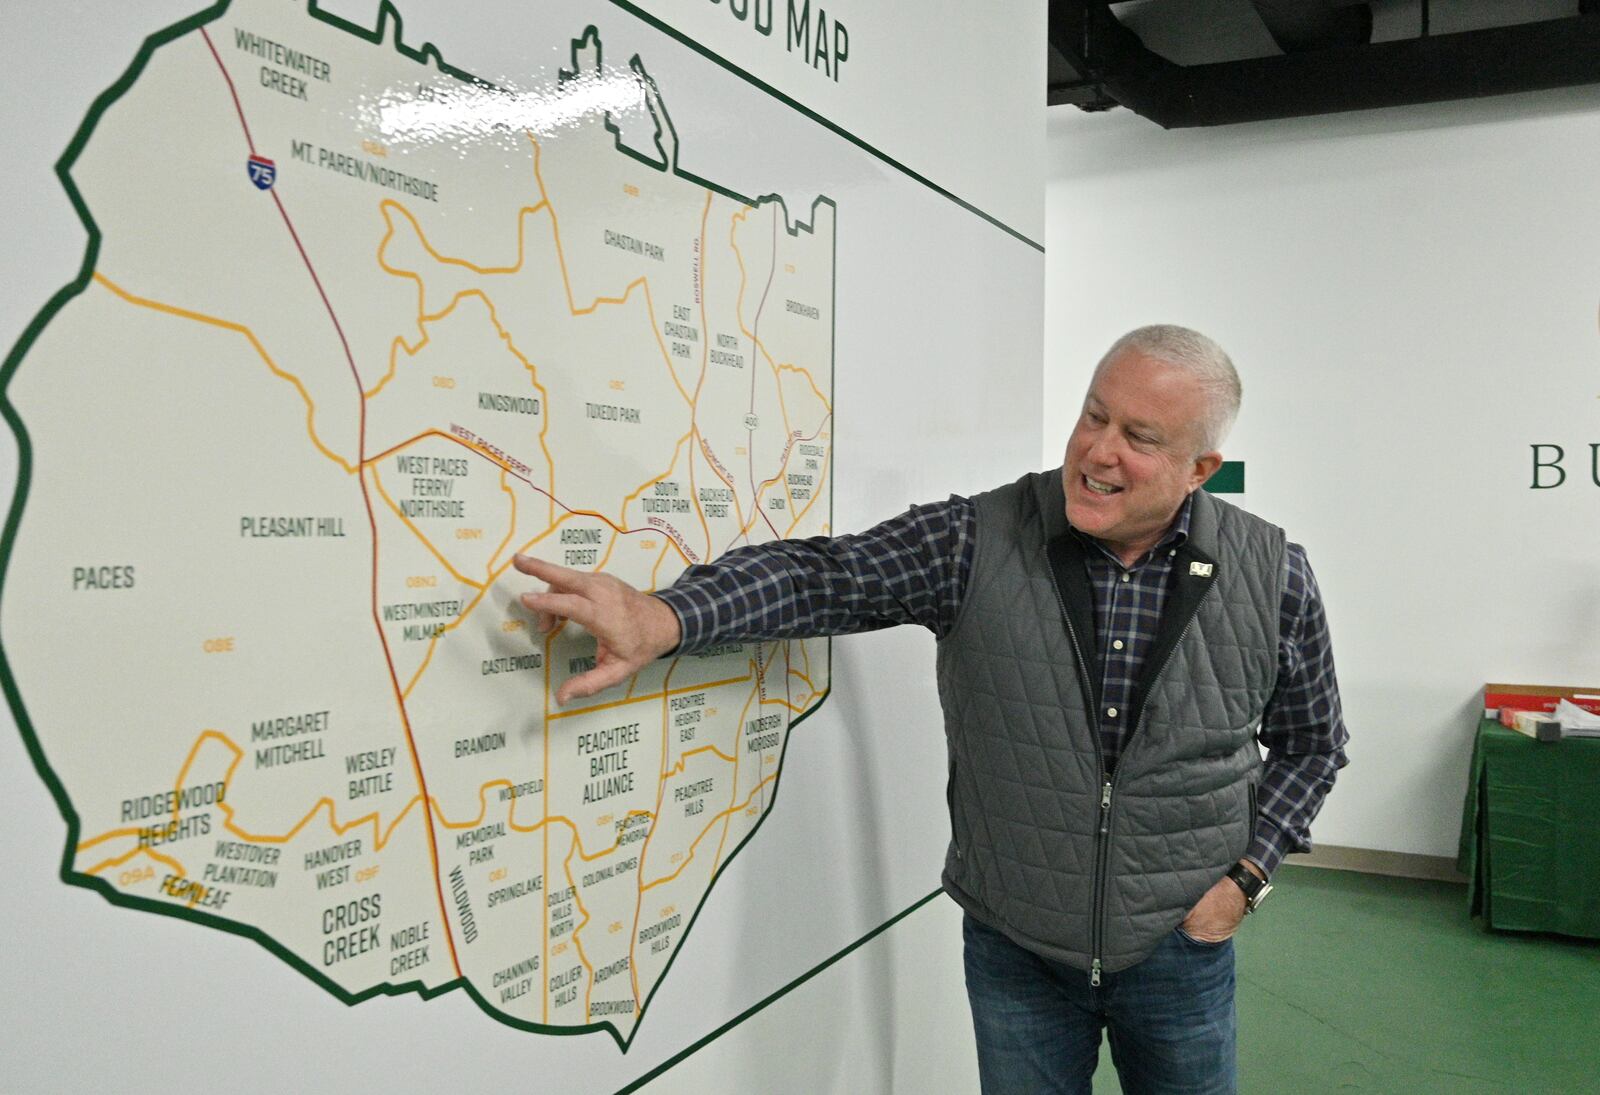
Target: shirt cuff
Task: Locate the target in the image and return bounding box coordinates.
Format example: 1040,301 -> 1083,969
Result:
649,587 -> 708,656
1245,820 -> 1297,879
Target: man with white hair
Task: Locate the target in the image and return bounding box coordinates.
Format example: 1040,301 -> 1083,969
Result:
515,325 -> 1348,1094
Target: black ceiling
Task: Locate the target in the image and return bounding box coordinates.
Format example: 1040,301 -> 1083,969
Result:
1048,0 -> 1600,127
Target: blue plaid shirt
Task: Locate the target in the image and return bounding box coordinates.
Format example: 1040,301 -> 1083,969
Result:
653,491 -> 1348,877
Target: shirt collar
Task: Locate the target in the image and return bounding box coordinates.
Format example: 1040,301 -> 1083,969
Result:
1072,491 -> 1195,565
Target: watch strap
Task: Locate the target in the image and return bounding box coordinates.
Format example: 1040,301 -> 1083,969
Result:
1226,863 -> 1272,912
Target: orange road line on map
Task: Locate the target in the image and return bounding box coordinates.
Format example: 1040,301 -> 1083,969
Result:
79,723 -> 245,853
734,418 -> 829,544
365,427 -> 571,646
370,465 -> 487,592
91,274 -> 357,473
427,780 -> 513,827
487,468 -> 518,577
382,195 -> 552,277
361,275 -> 558,524
82,845 -> 188,881
76,827 -> 145,851
695,434 -> 752,547
220,791 -> 426,849
364,283 -> 477,400
616,431 -> 692,526
778,362 -> 832,412
402,637 -> 440,701
430,785 -> 647,859
629,650 -> 683,1003
367,204 -> 551,522
365,203 -> 427,400
710,673 -> 761,877
547,674 -> 751,722
366,428 -> 457,467
737,464 -> 800,541
638,281 -> 698,407
465,289 -> 557,509
777,376 -> 797,512
381,174 -> 707,530
593,530 -> 623,579
196,729 -> 426,849
524,136 -> 695,412
721,221 -> 828,410
430,795 -> 645,855
786,445 -> 834,535
369,428 -> 653,553
603,441 -> 695,579
557,836 -> 600,1021
516,811 -> 654,864
79,731 -> 427,868
404,496 -> 581,701
648,541 -> 674,589
370,427 -> 544,501
672,743 -> 739,769
642,775 -> 778,894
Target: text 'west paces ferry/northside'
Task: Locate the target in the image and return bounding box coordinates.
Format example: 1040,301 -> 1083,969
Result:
0,0 -> 833,1046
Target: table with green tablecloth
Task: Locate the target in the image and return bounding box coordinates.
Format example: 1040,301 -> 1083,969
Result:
1457,716 -> 1600,938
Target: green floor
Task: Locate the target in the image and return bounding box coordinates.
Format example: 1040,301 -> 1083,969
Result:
1093,865 -> 1600,1094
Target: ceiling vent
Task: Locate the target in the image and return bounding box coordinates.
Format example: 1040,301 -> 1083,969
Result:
1048,0 -> 1600,126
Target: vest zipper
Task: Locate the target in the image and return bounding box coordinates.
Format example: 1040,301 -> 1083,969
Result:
1090,779 -> 1113,987
1089,605 -> 1208,987
1048,575 -> 1110,987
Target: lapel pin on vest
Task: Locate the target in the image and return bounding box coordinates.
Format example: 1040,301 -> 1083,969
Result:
1189,562 -> 1214,577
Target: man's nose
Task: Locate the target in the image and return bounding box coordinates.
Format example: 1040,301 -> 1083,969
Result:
1086,431 -> 1122,466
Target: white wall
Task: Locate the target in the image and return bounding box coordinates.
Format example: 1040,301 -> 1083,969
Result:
1045,90 -> 1600,861
0,2 -> 1042,1092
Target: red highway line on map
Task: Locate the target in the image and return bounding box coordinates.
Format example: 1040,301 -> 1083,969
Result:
202,26 -> 259,152
199,25 -> 465,982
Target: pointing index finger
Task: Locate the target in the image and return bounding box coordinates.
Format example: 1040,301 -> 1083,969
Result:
512,553 -> 591,590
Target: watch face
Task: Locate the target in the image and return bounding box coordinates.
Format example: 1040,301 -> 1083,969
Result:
1250,881 -> 1273,910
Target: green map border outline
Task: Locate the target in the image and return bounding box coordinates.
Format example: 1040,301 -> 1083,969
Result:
0,0 -> 972,1083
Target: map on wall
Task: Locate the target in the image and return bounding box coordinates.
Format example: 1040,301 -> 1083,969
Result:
0,0 -> 833,1045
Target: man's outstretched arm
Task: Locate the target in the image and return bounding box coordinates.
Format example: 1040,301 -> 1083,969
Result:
515,497 -> 976,705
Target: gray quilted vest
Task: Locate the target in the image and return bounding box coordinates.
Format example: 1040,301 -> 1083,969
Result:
936,469 -> 1284,976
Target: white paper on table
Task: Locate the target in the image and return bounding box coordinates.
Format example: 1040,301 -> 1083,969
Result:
1554,698 -> 1600,737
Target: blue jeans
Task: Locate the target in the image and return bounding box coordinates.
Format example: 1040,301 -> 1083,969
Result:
962,914 -> 1237,1095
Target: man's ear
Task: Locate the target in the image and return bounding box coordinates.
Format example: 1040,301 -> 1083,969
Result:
1189,451 -> 1224,492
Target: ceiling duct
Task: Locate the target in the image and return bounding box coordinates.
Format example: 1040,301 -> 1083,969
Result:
1049,1 -> 1600,127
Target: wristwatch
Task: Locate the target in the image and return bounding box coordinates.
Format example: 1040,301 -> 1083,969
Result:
1226,863 -> 1273,914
